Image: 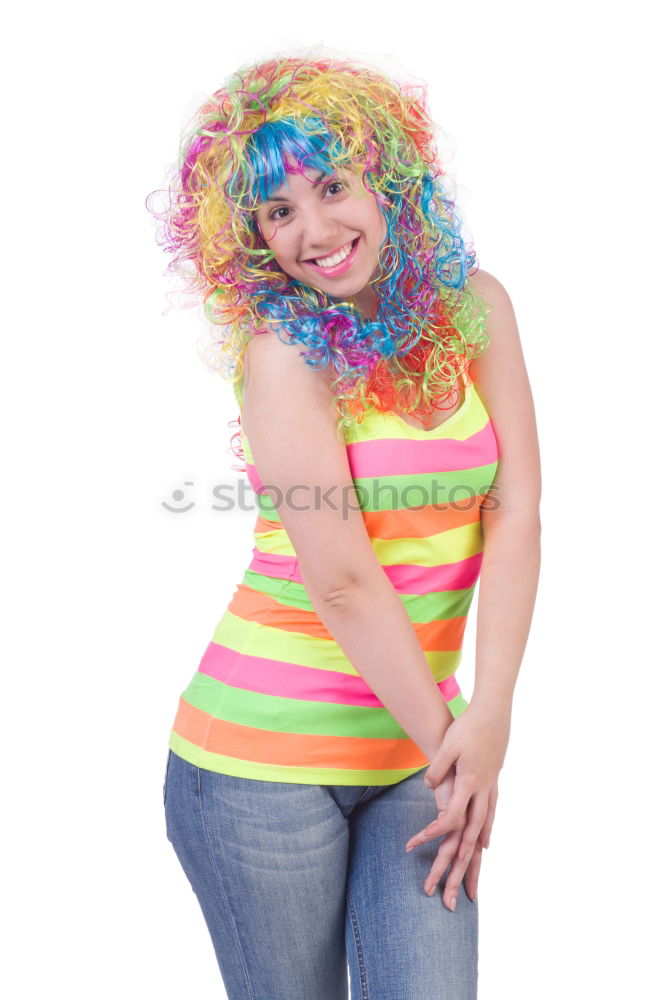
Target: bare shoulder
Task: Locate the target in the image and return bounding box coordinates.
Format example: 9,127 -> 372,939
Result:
467,267 -> 513,309
239,328 -> 385,599
242,328 -> 338,439
466,267 -> 529,405
240,326 -> 353,514
466,268 -> 541,515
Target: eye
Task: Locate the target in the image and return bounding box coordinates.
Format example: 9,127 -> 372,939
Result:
266,180 -> 344,222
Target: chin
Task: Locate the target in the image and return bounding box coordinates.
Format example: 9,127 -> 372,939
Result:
318,274 -> 372,295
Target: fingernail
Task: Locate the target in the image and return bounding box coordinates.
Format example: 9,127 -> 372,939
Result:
450,896 -> 457,911
424,820 -> 437,833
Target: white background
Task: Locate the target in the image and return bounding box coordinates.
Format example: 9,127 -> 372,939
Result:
3,1 -> 659,996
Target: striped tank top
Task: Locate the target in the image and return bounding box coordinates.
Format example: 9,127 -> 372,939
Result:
167,367 -> 499,785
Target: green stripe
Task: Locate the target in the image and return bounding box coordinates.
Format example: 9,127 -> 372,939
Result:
241,571 -> 477,623
255,492 -> 281,518
447,692 -> 470,718
351,463 -> 499,513
181,672 -> 412,739
240,570 -> 295,600
402,588 -> 477,622
250,462 -> 498,518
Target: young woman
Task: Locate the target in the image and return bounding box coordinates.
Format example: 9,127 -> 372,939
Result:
149,53 -> 541,999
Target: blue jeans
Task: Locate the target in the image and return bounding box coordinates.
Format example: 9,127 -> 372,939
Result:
163,749 -> 478,999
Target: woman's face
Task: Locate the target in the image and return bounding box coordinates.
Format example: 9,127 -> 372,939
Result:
254,160 -> 387,316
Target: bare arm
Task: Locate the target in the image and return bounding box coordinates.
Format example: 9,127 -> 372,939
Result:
404,269 -> 542,905
241,329 -> 454,764
468,269 -> 542,720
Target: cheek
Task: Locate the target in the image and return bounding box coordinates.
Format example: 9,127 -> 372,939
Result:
257,217 -> 286,248
256,217 -> 270,244
273,243 -> 300,276
261,229 -> 295,269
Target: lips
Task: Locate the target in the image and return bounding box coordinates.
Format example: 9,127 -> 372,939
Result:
304,238 -> 356,265
302,237 -> 360,277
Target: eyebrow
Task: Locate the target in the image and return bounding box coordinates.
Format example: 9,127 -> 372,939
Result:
263,170 -> 331,204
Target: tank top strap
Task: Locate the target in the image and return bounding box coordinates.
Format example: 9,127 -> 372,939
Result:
233,371 -> 245,410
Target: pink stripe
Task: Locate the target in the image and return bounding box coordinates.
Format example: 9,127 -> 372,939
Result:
245,463 -> 264,493
346,422 -> 498,478
439,674 -> 460,700
247,549 -> 297,581
247,548 -> 483,594
383,553 -> 484,593
248,427 -> 497,489
198,640 -> 460,708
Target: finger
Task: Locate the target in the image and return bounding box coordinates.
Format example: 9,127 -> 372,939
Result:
431,770 -> 456,814
463,843 -> 483,902
441,839 -> 477,912
405,803 -> 465,851
423,800 -> 483,907
406,772 -> 480,852
423,795 -> 486,907
420,778 -> 474,840
423,747 -> 456,789
457,793 -> 489,862
479,784 -> 499,849
422,829 -> 462,897
405,815 -> 446,852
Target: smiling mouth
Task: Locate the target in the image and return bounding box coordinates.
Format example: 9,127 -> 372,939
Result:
303,238 -> 358,268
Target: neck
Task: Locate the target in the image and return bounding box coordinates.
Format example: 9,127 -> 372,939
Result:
349,285 -> 379,321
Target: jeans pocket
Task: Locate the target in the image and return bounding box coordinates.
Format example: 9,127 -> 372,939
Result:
162,749 -> 172,808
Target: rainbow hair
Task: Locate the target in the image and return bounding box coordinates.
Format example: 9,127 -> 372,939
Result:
147,55 -> 490,458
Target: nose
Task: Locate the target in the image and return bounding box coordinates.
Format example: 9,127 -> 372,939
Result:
300,204 -> 343,256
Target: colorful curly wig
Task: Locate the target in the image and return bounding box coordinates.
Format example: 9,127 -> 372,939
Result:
146,55 -> 490,461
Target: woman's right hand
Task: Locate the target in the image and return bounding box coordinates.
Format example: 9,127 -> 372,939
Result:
451,779 -> 498,904
406,768 -> 499,909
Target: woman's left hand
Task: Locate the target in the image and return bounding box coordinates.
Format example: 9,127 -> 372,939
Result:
405,702 -> 510,886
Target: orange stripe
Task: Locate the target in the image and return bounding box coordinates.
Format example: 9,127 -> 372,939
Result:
173,697 -> 428,770
255,515 -> 284,534
416,617 -> 468,650
228,584 -> 467,648
228,585 -> 330,631
361,497 -> 485,539
256,502 -> 485,541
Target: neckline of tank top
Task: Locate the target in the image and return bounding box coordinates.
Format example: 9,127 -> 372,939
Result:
367,380 -> 476,437
235,378 -> 480,437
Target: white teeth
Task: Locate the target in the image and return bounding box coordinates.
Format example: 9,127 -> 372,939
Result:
313,241 -> 354,268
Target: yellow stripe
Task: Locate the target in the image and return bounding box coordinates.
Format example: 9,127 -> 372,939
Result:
254,518 -> 484,563
211,610 -> 462,680
254,528 -> 297,556
371,520 -> 484,566
343,382 -> 488,443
